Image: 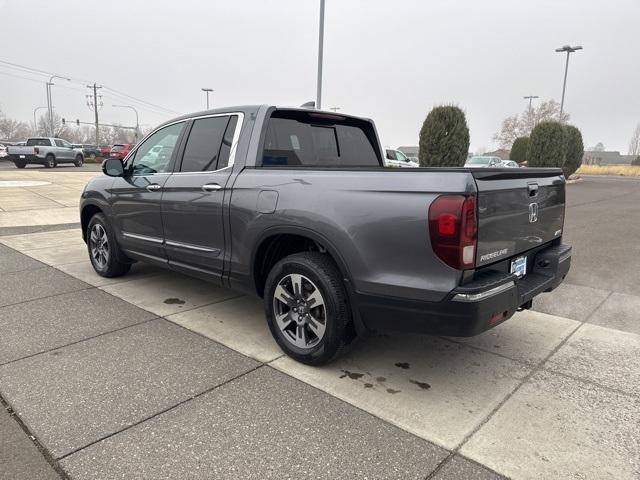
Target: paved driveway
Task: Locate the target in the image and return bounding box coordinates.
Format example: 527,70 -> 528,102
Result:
0,172 -> 638,479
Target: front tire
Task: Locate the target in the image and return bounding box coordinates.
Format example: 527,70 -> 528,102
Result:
264,252 -> 354,365
87,213 -> 131,277
74,154 -> 84,167
44,154 -> 56,168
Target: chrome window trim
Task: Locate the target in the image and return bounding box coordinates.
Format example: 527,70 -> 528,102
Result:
122,112 -> 244,172
452,281 -> 515,303
180,112 -> 245,171
165,240 -> 220,253
122,232 -> 164,244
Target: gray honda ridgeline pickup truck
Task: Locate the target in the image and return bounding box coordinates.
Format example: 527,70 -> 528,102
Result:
81,105 -> 571,365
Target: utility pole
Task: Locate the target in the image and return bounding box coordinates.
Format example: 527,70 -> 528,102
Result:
316,0 -> 325,110
201,88 -> 213,110
330,107 -> 340,112
523,95 -> 539,113
555,45 -> 583,119
33,106 -> 47,134
87,83 -> 103,146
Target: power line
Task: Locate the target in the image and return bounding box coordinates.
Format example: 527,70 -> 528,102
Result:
0,58 -> 179,115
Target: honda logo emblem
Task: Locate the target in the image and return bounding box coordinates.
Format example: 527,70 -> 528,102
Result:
529,203 -> 538,223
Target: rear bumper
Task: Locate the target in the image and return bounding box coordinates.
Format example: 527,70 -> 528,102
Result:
10,154 -> 44,164
356,243 -> 572,337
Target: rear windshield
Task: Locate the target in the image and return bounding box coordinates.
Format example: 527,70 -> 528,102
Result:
261,111 -> 380,168
26,138 -> 51,146
111,145 -> 125,151
467,157 -> 491,165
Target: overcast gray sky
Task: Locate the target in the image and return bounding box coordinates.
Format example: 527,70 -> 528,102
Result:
1,0 -> 638,152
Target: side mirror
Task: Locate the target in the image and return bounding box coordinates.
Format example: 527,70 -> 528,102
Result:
102,158 -> 124,177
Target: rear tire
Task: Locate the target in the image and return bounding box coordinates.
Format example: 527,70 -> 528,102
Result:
264,252 -> 354,365
44,154 -> 56,168
15,161 -> 26,169
74,154 -> 84,167
87,213 -> 131,277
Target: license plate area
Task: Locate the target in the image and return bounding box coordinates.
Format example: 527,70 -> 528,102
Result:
510,255 -> 527,278
19,155 -> 25,159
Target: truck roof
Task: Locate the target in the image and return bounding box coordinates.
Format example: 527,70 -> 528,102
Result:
157,105 -> 372,130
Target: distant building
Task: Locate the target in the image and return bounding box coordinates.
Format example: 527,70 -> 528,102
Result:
397,146 -> 419,159
582,151 -> 634,165
483,149 -> 511,160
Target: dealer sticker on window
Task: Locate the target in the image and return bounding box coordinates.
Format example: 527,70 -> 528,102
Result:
510,255 -> 527,278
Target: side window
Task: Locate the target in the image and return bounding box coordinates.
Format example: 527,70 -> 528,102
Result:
180,116 -> 232,172
61,140 -> 72,148
54,139 -> 64,147
128,122 -> 184,175
396,151 -> 408,162
217,116 -> 238,169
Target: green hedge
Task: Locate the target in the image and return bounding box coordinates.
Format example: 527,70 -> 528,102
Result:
563,125 -> 584,177
418,105 -> 469,167
527,121 -> 568,168
510,137 -> 529,163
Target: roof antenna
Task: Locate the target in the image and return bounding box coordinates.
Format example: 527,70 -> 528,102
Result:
300,101 -> 316,109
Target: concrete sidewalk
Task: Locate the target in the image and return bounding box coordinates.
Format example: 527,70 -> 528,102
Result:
0,174 -> 638,479
1,230 -> 639,479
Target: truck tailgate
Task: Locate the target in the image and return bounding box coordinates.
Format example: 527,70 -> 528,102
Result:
472,168 -> 565,267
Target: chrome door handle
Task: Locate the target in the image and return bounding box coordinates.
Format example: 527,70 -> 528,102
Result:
146,184 -> 162,192
202,183 -> 222,192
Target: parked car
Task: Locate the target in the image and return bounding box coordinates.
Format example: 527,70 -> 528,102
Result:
0,143 -> 8,158
385,149 -> 419,168
99,145 -> 112,157
81,105 -> 571,365
501,160 -> 520,168
109,143 -> 133,160
464,156 -> 503,168
7,137 -> 84,168
72,144 -> 101,158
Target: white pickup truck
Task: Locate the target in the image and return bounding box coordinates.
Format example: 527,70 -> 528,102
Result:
7,137 -> 84,168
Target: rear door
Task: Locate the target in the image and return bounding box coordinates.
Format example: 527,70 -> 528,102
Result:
473,169 -> 566,267
161,113 -> 242,280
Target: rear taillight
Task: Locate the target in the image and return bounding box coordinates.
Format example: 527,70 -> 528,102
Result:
34,147 -> 39,154
428,194 -> 477,270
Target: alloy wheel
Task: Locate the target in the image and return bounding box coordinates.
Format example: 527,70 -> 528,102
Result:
89,223 -> 110,269
272,273 -> 327,349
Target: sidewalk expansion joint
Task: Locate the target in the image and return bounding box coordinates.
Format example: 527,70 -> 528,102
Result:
55,363 -> 266,462
0,393 -> 70,480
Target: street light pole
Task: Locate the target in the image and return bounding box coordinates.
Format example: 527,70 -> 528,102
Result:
330,107 -> 340,112
112,104 -> 140,142
555,45 -> 583,119
33,106 -> 47,134
316,0 -> 325,110
201,88 -> 213,110
47,75 -> 71,136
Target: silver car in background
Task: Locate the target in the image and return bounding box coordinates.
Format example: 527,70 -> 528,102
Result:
464,156 -> 503,168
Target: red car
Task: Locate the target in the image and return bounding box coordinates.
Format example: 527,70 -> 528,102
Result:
98,145 -> 112,158
109,144 -> 133,160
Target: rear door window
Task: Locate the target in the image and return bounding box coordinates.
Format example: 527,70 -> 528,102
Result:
262,112 -> 380,168
179,115 -> 236,172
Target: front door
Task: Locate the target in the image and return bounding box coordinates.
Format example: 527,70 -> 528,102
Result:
110,121 -> 186,262
161,114 -> 241,280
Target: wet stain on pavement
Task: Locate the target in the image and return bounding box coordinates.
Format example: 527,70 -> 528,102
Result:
386,388 -> 401,394
164,298 -> 186,305
409,379 -> 431,390
339,370 -> 365,380
376,376 -> 387,382
394,362 -> 410,369
363,383 -> 373,388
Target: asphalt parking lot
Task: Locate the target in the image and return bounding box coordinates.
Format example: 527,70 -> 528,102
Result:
0,170 -> 638,480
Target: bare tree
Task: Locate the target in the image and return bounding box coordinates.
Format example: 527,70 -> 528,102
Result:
629,123 -> 640,156
493,100 -> 570,149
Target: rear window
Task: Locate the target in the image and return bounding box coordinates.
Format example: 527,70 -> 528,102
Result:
26,138 -> 51,146
111,145 -> 125,152
261,111 -> 380,168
